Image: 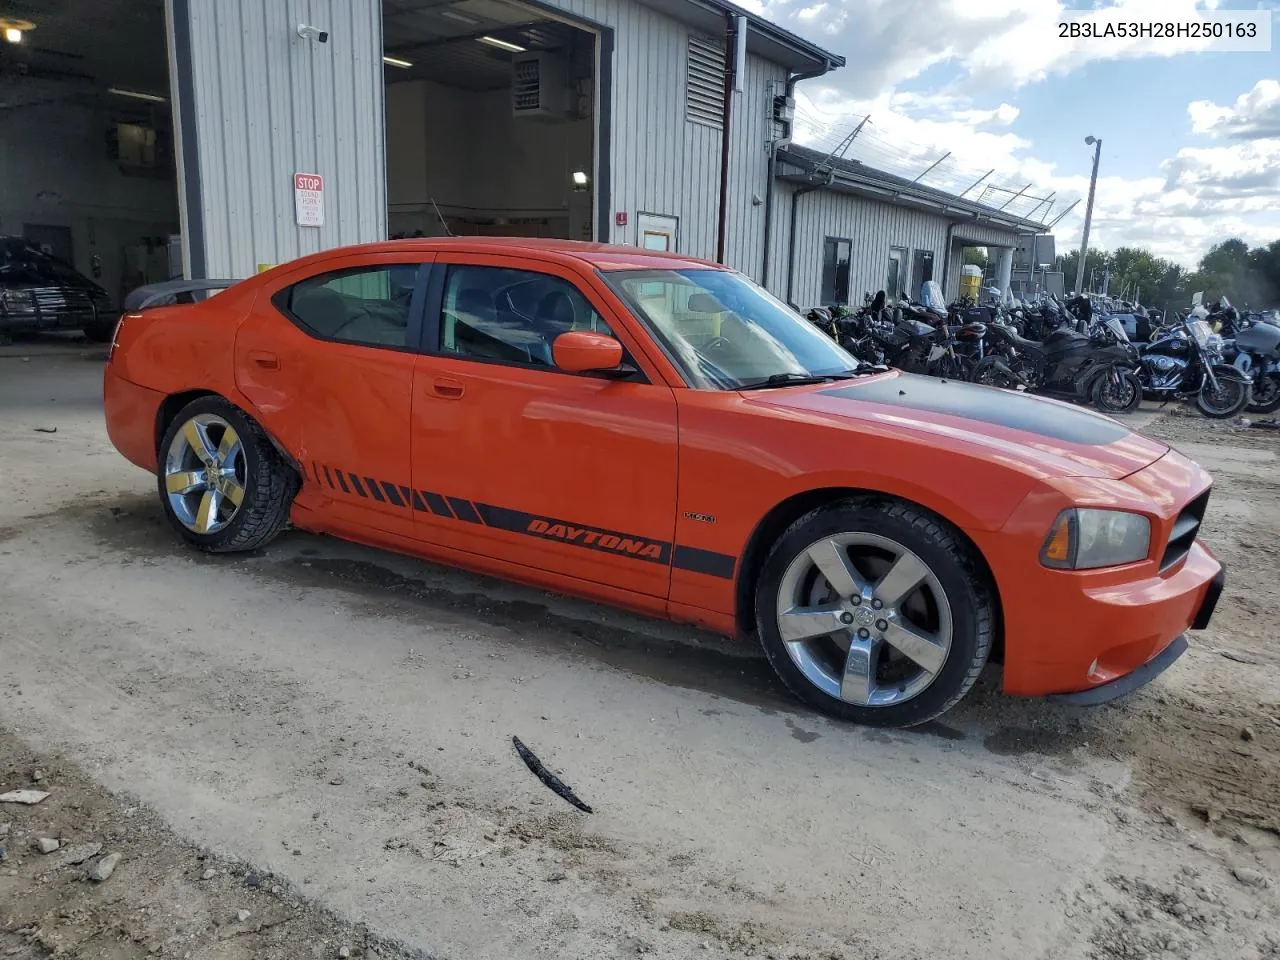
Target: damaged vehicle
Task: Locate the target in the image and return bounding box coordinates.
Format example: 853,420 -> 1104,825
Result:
102,238 -> 1223,727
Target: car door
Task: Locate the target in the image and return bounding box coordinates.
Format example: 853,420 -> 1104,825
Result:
235,254 -> 430,540
409,253 -> 679,598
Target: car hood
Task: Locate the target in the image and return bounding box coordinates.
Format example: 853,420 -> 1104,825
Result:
746,371 -> 1168,480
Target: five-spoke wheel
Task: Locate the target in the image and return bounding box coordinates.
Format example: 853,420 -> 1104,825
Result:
163,413 -> 247,534
756,499 -> 993,726
156,396 -> 296,553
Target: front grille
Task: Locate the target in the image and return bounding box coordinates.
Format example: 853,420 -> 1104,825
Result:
1161,488 -> 1210,572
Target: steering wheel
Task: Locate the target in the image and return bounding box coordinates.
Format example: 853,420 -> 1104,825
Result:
703,336 -> 731,351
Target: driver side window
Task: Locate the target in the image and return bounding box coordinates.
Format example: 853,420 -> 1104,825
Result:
439,265 -> 614,368
284,264 -> 420,349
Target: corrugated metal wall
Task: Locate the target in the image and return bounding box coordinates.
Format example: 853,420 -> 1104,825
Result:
539,0 -> 783,274
777,187 -> 949,308
768,182 -> 1024,307
168,0 -> 386,279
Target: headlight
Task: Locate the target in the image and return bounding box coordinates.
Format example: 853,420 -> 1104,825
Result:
0,289 -> 35,312
1041,509 -> 1151,570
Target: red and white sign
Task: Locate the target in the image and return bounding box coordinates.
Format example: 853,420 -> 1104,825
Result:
614,211 -> 628,227
293,173 -> 324,227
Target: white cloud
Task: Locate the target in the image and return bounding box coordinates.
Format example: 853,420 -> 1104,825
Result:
766,0 -> 1280,268
1188,80 -> 1280,140
754,0 -> 1244,99
791,83 -> 1280,267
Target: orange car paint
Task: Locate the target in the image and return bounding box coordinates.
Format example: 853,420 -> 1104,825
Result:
103,238 -> 1223,700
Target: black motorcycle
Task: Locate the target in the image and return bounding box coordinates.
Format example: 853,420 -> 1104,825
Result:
970,316 -> 1142,414
1138,317 -> 1252,418
1222,318 -> 1280,414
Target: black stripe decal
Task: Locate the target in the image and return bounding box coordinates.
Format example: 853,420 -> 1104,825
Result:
423,491 -> 452,517
312,463 -> 322,485
672,545 -> 736,580
319,466 -> 733,576
448,498 -> 482,524
475,503 -> 670,565
322,465 -> 335,489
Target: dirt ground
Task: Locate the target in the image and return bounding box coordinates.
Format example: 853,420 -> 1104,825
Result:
1,344 -> 1278,960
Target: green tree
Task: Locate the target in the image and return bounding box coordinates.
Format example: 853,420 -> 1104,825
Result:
962,246 -> 989,269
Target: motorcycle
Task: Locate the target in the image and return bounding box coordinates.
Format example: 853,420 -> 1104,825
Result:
1222,317 -> 1280,414
1138,316 -> 1252,418
970,315 -> 1143,414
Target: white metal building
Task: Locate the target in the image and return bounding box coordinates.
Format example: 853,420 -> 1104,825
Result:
0,0 -> 1051,313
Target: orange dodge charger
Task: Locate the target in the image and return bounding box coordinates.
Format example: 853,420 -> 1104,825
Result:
103,239 -> 1224,727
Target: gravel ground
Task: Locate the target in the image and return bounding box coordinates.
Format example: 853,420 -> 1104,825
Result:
0,345 -> 1277,960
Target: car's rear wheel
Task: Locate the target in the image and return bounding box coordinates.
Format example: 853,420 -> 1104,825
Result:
755,498 -> 994,727
157,396 -> 295,552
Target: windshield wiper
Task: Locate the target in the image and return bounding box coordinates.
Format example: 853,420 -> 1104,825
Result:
737,370 -> 862,390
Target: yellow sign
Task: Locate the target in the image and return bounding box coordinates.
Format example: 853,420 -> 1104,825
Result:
257,263 -> 274,273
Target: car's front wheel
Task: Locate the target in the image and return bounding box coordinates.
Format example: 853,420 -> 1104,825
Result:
755,498 -> 994,727
157,396 -> 296,552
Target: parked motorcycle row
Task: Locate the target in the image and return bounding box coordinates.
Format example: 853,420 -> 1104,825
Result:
805,283 -> 1280,419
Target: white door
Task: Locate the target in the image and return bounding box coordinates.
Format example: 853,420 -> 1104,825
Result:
636,213 -> 678,252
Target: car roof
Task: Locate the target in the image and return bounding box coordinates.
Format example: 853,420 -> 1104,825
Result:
302,237 -> 728,273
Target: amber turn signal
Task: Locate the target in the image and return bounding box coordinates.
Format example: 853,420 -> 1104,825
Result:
1040,511 -> 1076,568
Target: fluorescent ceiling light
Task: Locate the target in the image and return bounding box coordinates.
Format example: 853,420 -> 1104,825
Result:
108,87 -> 167,104
477,35 -> 525,53
440,10 -> 479,24
383,55 -> 413,68
4,27 -> 22,44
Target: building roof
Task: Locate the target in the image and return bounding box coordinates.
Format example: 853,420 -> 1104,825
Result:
641,0 -> 844,74
778,144 -> 1052,234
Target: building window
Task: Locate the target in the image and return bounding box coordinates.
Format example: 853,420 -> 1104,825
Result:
282,264 -> 421,348
686,37 -> 725,128
439,265 -> 614,368
821,237 -> 852,305
887,247 -> 907,301
911,249 -> 935,300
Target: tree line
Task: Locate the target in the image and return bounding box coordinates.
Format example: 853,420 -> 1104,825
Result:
1057,238 -> 1280,310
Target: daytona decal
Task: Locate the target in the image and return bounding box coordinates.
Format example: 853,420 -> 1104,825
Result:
310,462 -> 733,578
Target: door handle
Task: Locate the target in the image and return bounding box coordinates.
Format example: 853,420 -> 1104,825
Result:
248,350 -> 279,370
431,377 -> 465,399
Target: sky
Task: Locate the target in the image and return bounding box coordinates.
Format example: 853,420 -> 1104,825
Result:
733,0 -> 1280,268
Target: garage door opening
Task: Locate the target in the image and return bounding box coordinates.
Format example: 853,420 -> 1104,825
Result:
382,0 -> 599,242
0,0 -> 179,339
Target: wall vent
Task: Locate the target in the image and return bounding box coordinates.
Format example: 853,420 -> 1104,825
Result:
686,37 -> 725,128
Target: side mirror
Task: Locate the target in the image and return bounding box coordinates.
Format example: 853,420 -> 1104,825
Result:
552,330 -> 625,374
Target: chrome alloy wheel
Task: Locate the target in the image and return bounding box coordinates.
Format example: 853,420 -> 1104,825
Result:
163,413 -> 247,535
775,533 -> 953,708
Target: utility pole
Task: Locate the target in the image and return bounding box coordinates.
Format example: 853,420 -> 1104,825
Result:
1073,135 -> 1102,295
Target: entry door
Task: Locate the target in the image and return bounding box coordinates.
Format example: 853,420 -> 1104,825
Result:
235,256 -> 430,540
911,249 -> 935,300
887,247 -> 907,301
409,254 -> 679,598
636,213 -> 678,252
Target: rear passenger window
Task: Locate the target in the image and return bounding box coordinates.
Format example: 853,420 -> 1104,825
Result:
283,265 -> 420,348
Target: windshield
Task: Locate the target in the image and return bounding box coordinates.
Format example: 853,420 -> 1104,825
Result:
604,268 -> 859,389
1102,317 -> 1130,342
1186,319 -> 1213,347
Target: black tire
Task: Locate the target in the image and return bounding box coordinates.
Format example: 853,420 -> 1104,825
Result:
1195,367 -> 1251,419
754,497 -> 994,727
970,355 -> 1020,389
1246,372 -> 1280,414
1091,368 -> 1143,414
82,321 -> 118,343
156,396 -> 296,552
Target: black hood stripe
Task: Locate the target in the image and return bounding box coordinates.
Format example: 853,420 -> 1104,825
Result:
819,374 -> 1130,446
